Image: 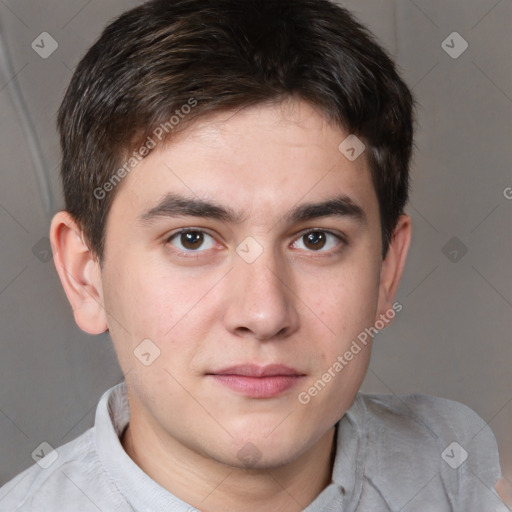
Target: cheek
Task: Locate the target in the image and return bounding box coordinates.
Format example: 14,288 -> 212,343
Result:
310,262 -> 381,343
105,256 -> 225,374
100,258 -> 177,369
105,254 -> 192,333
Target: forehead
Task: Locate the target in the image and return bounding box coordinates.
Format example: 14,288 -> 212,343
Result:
109,99 -> 378,228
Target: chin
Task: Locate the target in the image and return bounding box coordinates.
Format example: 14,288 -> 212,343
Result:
221,428 -> 315,469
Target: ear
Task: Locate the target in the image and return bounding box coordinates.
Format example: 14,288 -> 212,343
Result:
375,214 -> 411,320
49,211 -> 108,335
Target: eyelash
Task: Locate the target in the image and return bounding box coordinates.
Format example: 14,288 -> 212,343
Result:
164,228 -> 347,258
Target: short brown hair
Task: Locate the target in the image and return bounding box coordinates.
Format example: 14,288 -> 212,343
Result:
57,0 -> 416,262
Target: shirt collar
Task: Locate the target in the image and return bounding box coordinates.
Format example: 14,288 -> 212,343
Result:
95,381 -> 368,511
304,393 -> 369,511
95,381 -> 192,511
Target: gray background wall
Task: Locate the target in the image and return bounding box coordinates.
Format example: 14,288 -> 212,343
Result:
0,0 -> 510,490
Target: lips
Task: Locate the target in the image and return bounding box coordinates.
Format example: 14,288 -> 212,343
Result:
210,364 -> 304,377
207,364 -> 305,398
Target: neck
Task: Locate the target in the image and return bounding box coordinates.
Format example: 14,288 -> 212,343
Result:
121,417 -> 337,512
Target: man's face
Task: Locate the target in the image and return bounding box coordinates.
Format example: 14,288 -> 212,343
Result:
99,99 -> 386,468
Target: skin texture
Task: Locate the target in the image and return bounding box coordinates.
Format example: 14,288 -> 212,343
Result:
50,99 -> 412,511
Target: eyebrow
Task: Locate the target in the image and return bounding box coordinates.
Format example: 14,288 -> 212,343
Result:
137,192 -> 367,227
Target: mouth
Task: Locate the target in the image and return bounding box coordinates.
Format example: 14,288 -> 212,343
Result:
206,364 -> 306,398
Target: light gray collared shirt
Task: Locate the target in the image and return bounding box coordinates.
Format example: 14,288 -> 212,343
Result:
0,381 -> 507,511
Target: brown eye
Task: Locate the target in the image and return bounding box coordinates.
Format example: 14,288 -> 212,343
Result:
303,231 -> 327,251
167,230 -> 216,252
292,230 -> 345,253
180,231 -> 204,250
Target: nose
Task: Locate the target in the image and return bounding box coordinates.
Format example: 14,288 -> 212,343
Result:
222,246 -> 300,341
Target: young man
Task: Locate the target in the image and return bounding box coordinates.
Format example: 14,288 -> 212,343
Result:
0,0 -> 508,510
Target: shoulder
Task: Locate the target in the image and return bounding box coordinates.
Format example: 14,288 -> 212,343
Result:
358,391 -> 501,463
0,428 -> 120,512
359,391 -> 492,440
355,392 -> 506,508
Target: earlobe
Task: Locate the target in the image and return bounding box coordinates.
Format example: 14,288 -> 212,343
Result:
376,214 -> 412,318
49,211 -> 108,335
